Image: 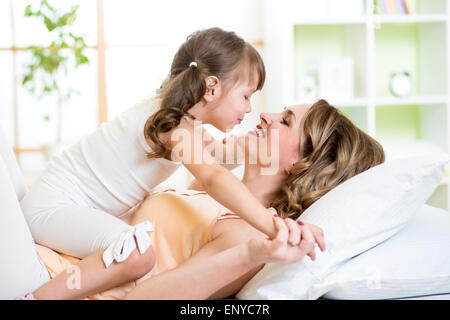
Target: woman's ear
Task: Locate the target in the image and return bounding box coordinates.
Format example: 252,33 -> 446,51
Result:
285,163 -> 296,175
203,76 -> 220,103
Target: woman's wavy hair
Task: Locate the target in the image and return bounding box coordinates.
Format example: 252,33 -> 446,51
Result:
270,99 -> 385,219
146,27 -> 265,158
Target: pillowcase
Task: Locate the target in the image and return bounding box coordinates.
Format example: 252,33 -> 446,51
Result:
317,204 -> 450,300
236,153 -> 449,300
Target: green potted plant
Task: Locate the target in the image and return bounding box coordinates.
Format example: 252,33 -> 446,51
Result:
22,0 -> 90,159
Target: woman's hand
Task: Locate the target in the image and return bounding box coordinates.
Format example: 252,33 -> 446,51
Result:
247,215 -> 319,264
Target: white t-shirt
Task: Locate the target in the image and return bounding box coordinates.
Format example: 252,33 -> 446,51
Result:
40,97 -> 182,215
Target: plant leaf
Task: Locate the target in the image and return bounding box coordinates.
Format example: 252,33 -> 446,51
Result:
43,16 -> 56,31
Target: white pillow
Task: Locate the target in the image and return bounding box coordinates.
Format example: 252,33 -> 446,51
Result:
318,204 -> 450,300
237,154 -> 449,300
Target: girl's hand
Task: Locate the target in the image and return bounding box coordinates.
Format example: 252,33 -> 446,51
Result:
281,217 -> 326,261
247,215 -> 317,264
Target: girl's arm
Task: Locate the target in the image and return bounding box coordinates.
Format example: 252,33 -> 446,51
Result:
208,133 -> 243,171
187,134 -> 242,191
186,163 -> 276,238
124,216 -> 315,300
187,125 -> 242,170
187,178 -> 206,191
169,121 -> 278,239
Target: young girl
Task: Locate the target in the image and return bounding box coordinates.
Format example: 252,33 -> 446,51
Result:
19,27 -> 307,299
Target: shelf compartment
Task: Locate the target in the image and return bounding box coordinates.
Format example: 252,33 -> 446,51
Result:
375,104 -> 448,158
372,14 -> 447,23
374,21 -> 447,98
375,96 -> 448,106
373,0 -> 448,15
332,97 -> 369,107
294,24 -> 368,102
338,105 -> 369,133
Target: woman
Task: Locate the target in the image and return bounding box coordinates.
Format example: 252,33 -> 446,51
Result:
34,99 -> 385,299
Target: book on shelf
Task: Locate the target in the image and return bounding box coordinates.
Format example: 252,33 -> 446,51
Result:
395,0 -> 406,14
375,0 -> 410,15
401,0 -> 411,14
376,0 -> 388,14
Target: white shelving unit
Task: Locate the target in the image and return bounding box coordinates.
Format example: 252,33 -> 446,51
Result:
262,0 -> 450,210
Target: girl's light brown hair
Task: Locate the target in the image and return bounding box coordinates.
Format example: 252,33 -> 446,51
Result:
270,99 -> 385,219
146,27 -> 266,159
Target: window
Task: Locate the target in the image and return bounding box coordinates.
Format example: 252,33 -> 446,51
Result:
0,0 -> 264,185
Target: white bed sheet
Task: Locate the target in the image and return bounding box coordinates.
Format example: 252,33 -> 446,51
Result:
394,293 -> 450,300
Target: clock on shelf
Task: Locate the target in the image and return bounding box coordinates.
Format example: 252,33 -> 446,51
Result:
389,72 -> 413,97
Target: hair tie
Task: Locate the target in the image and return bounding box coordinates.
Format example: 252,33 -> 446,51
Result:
183,111 -> 196,120
189,61 -> 198,68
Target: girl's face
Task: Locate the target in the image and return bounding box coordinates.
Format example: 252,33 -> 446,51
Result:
207,77 -> 258,132
239,104 -> 310,173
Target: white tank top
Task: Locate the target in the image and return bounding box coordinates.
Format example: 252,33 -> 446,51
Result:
40,97 -> 182,215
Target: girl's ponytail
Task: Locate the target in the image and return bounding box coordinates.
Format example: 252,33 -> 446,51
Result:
146,27 -> 265,159
147,62 -> 205,158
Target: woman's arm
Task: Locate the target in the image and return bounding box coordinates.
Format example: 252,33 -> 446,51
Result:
124,239 -> 260,300
124,216 -> 316,300
124,219 -> 266,300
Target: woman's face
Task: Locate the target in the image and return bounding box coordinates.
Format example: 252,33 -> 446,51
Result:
238,104 -> 310,174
